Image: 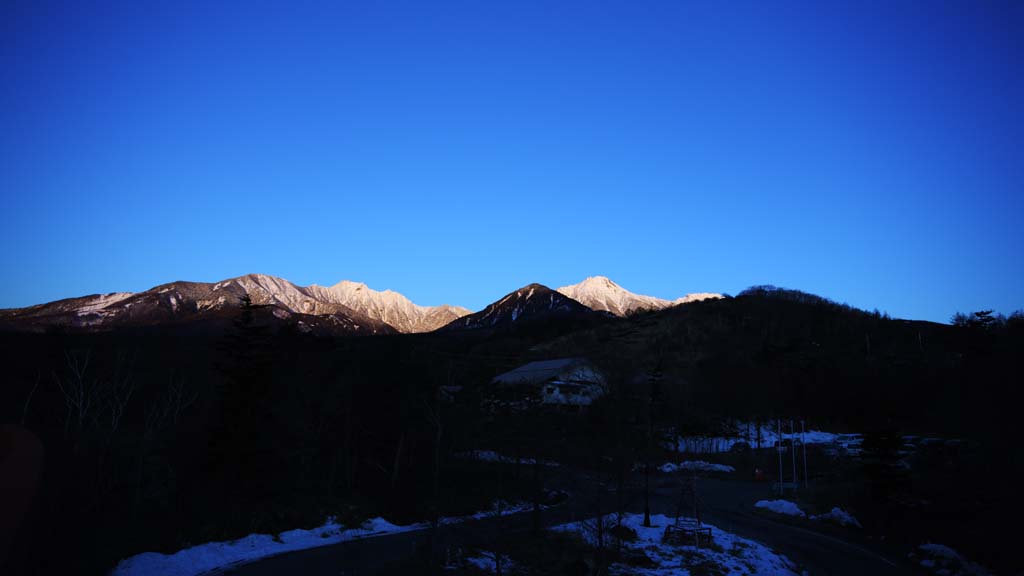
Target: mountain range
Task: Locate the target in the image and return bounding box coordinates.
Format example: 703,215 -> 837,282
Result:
0,274 -> 719,334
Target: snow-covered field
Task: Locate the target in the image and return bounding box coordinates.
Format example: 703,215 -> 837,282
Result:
909,543 -> 991,576
110,501 -> 535,576
667,423 -> 958,459
665,422 -> 863,455
754,500 -> 862,528
553,513 -> 800,575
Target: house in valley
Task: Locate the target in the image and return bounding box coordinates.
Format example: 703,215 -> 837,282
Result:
490,357 -> 607,409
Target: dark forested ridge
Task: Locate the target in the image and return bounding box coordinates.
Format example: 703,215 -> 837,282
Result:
1,288 -> 1021,574
551,286 -> 1023,434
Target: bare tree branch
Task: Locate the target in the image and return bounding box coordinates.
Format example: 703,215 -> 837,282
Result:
21,372 -> 41,425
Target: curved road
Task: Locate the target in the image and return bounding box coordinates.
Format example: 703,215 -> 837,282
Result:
223,473 -> 914,575
692,479 -> 910,575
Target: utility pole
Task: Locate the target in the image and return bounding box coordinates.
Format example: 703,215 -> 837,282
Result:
790,419 -> 797,489
776,419 -> 783,496
644,367 -> 662,527
801,420 -> 808,488
692,471 -> 699,527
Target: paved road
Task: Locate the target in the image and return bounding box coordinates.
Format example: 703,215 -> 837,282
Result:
682,478 -> 911,576
223,472 -> 913,575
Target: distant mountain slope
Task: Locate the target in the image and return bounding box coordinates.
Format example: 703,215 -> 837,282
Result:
306,280 -> 470,333
556,276 -> 721,316
0,274 -> 405,335
442,283 -> 598,330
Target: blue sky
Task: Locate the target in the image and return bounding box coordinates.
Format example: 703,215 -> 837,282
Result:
1,1 -> 1021,322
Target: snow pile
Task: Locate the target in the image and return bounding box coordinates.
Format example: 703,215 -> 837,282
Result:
460,450 -> 560,467
811,507 -> 862,528
754,500 -> 806,518
756,502 -> 864,529
554,513 -> 799,575
658,461 -> 735,473
109,516 -> 426,576
910,543 -> 991,576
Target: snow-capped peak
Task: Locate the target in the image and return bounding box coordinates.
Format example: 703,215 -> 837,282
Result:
308,280 -> 470,333
556,276 -> 721,317
579,276 -> 620,289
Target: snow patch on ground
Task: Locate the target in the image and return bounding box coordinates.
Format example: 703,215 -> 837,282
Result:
440,500 -> 533,524
109,516 -> 424,576
811,507 -> 862,528
554,513 -> 800,575
754,500 -> 806,518
111,501 -> 537,576
73,292 -> 134,315
459,450 -> 560,467
910,543 -> 991,576
658,461 -> 735,473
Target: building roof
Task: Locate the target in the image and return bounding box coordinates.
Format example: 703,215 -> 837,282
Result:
491,357 -> 594,387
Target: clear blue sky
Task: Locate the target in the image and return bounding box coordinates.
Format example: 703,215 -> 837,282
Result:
2,1 -> 1021,322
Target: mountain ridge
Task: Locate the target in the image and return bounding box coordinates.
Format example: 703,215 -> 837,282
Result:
306,280 -> 471,333
556,275 -> 721,317
0,274 -> 459,335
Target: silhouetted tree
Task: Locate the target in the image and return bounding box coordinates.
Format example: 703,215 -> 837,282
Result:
209,295 -> 279,530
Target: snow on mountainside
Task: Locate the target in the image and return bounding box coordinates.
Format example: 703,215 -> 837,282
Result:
0,274 -> 716,334
0,273 -> 396,335
674,292 -> 723,305
306,280 -> 470,333
442,283 -> 597,330
0,274 -> 467,335
556,276 -> 721,317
